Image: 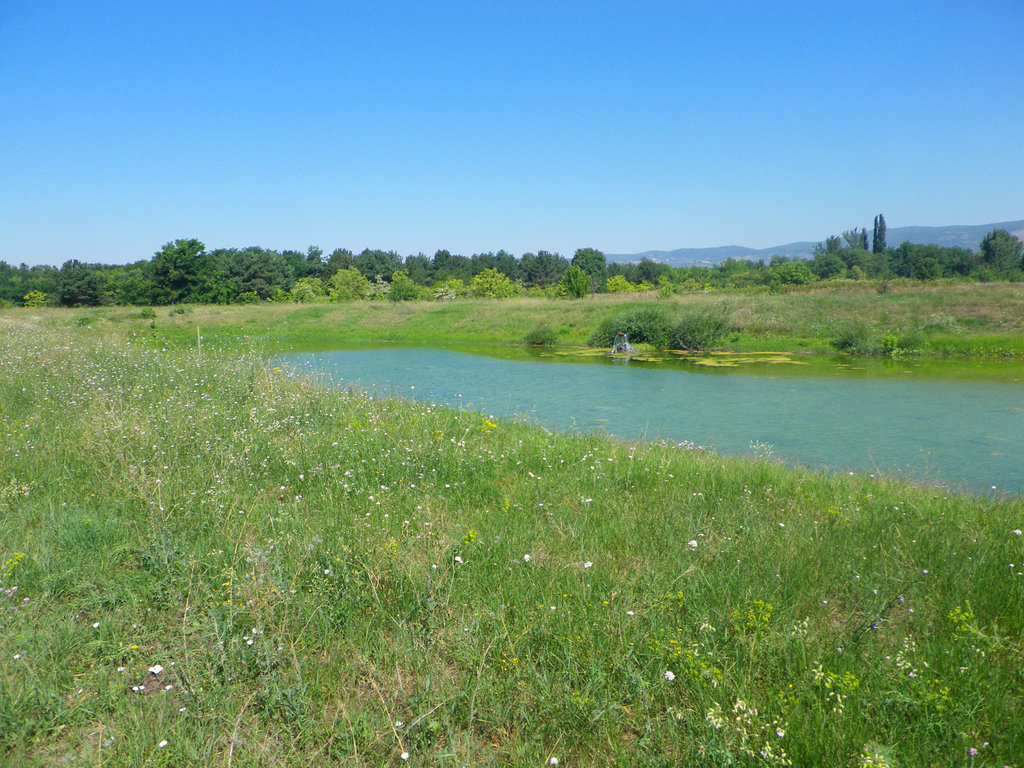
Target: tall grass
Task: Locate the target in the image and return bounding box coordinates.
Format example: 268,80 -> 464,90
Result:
15,282 -> 1024,358
1,318 -> 1022,766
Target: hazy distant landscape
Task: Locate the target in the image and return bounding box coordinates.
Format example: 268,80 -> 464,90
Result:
607,219 -> 1024,266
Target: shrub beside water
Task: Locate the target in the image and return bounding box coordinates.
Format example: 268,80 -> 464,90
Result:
588,305 -> 674,348
588,304 -> 732,350
669,306 -> 732,350
830,321 -> 876,354
831,322 -> 929,357
523,324 -> 560,346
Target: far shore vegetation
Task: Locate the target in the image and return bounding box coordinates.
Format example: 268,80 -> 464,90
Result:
7,282 -> 1024,360
5,217 -> 1023,359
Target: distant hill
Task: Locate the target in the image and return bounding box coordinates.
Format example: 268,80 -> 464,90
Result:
606,220 -> 1024,267
884,221 -> 1024,250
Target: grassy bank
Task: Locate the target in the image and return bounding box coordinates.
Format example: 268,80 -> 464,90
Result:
11,282 -> 1024,359
1,318 -> 1022,766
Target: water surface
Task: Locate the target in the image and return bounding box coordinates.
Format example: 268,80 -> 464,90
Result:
279,347 -> 1024,495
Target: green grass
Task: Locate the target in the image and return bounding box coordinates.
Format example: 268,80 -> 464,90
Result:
1,317 -> 1022,766
16,281 -> 1024,359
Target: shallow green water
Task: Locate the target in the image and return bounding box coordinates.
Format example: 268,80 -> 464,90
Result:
278,346 -> 1024,495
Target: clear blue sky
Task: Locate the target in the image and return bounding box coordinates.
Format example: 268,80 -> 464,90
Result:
3,0 -> 1022,267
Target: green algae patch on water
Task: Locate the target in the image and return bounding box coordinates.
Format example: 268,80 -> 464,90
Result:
696,356 -> 806,368
684,351 -> 811,367
545,346 -> 666,363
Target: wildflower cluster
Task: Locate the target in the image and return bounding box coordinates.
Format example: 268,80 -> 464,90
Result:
706,698 -> 792,767
810,662 -> 859,714
0,552 -> 30,611
857,743 -> 894,768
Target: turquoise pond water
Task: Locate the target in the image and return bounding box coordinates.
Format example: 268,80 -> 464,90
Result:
277,347 -> 1024,495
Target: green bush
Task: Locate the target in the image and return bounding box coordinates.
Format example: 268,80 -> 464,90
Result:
896,327 -> 926,353
469,268 -> 519,298
833,322 -> 927,357
657,274 -> 675,299
22,290 -> 49,308
588,304 -> 731,351
388,270 -> 420,302
328,267 -> 371,301
523,324 -> 560,346
831,321 -> 875,354
562,265 -> 590,298
289,277 -> 326,303
668,306 -> 732,350
587,305 -> 674,348
606,275 -> 645,294
880,332 -> 900,356
586,316 -> 618,347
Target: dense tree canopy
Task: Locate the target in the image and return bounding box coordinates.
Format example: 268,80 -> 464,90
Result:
215,247 -> 296,299
571,247 -> 608,293
356,249 -> 403,281
979,229 -> 1023,274
151,239 -> 226,304
56,260 -> 106,307
2,217 -> 1021,308
520,251 -> 569,287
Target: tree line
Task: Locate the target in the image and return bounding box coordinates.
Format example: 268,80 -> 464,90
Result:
3,217 -> 1022,307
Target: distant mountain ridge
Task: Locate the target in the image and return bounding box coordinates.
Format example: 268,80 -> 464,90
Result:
606,220 -> 1024,267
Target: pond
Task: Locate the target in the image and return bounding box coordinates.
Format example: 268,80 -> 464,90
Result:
277,346 -> 1024,495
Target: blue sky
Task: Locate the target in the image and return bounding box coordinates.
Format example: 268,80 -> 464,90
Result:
2,0 -> 1022,267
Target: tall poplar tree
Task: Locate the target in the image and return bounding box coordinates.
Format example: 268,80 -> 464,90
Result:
872,214 -> 887,254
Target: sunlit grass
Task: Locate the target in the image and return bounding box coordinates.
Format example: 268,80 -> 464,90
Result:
13,281 -> 1024,359
1,319 -> 1022,766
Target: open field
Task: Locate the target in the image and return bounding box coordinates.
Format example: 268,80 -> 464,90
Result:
1,316 -> 1022,766
8,282 -> 1024,359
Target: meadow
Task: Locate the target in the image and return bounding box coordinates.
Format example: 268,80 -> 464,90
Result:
25,281 -> 1024,358
1,310 -> 1023,766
